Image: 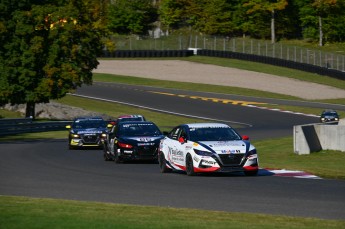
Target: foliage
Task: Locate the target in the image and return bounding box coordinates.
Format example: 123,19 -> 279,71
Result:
0,0 -> 106,118
107,0 -> 158,35
156,0 -> 345,42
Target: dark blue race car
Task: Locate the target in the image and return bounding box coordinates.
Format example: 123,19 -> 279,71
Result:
66,116 -> 110,149
103,121 -> 164,162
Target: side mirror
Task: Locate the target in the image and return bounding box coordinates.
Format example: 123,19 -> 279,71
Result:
178,136 -> 187,143
242,135 -> 249,140
107,124 -> 113,128
66,125 -> 71,129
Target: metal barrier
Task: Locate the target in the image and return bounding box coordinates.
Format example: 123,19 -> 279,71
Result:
0,118 -> 72,136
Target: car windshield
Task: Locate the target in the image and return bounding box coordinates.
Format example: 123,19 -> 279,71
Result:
119,123 -> 161,136
323,112 -> 338,116
118,117 -> 144,122
72,120 -> 106,129
189,127 -> 241,141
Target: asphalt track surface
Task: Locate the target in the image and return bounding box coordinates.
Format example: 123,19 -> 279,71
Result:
1,82 -> 345,220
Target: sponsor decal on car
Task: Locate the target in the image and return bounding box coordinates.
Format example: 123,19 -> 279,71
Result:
77,130 -> 103,134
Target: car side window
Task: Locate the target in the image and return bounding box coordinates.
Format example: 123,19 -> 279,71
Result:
169,127 -> 181,140
179,128 -> 188,140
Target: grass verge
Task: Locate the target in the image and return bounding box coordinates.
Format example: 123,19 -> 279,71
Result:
1,196 -> 344,229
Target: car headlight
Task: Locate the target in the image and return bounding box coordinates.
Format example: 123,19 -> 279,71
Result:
194,149 -> 213,156
101,133 -> 107,138
71,134 -> 80,138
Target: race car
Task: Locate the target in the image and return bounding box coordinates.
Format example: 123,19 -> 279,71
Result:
66,116 -> 110,149
158,123 -> 259,176
108,114 -> 146,126
320,110 -> 339,124
103,121 -> 164,162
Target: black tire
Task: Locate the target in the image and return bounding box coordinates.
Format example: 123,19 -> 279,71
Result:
103,144 -> 112,161
244,170 -> 258,176
158,152 -> 171,173
186,154 -> 196,176
114,147 -> 123,164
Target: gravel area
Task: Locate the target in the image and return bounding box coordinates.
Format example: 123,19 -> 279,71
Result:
94,60 -> 345,100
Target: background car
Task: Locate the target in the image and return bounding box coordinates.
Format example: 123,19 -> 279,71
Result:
103,121 -> 164,163
158,123 -> 259,176
66,116 -> 109,149
108,114 -> 146,126
320,110 -> 339,124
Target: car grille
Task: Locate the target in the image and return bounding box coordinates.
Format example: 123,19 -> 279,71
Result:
217,154 -> 244,166
82,134 -> 99,143
137,145 -> 157,156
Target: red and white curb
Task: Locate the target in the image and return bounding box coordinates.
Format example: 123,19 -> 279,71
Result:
261,168 -> 322,179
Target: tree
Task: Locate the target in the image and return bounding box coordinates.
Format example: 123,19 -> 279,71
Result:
296,0 -> 344,44
158,0 -> 192,31
243,0 -> 288,43
107,0 -> 158,35
192,0 -> 235,35
312,0 -> 338,46
0,0 -> 105,118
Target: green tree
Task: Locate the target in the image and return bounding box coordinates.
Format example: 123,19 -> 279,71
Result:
0,0 -> 105,118
158,0 -> 192,31
107,0 -> 158,35
296,0 -> 344,44
243,0 -> 288,43
192,0 -> 235,35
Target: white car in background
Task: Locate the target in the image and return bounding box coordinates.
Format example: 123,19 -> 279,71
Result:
158,123 -> 259,176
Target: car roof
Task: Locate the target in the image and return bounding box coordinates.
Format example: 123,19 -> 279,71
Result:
74,116 -> 104,121
322,110 -> 338,114
120,121 -> 154,125
117,115 -> 144,119
183,123 -> 231,128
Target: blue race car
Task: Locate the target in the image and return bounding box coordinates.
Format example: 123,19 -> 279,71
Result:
103,121 -> 164,162
66,116 -> 110,149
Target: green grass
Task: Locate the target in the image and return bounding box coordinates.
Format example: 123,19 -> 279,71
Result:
93,72 -> 300,100
253,137 -> 345,180
1,196 -> 344,229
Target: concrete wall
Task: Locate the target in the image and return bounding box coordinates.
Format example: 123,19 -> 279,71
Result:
294,120 -> 345,155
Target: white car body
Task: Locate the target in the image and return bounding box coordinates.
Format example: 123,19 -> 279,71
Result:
158,123 -> 259,176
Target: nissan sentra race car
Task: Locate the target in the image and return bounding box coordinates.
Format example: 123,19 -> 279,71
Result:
66,116 -> 110,149
158,123 -> 259,176
103,121 -> 164,162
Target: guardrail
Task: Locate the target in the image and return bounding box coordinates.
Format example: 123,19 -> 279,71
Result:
0,118 -> 72,136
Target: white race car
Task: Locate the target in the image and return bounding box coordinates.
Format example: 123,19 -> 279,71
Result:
158,123 -> 259,176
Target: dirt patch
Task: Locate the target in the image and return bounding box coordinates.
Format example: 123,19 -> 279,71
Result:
94,60 -> 345,100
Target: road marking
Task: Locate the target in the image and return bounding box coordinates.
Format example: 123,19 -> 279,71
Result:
149,91 -> 319,118
149,91 -> 267,106
261,168 -> 322,179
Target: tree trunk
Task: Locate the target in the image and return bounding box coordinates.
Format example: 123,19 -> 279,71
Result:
25,102 -> 36,119
271,10 -> 275,44
319,16 -> 323,47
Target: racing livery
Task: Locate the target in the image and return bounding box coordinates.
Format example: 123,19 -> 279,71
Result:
103,121 -> 164,162
158,123 -> 259,176
66,116 -> 109,149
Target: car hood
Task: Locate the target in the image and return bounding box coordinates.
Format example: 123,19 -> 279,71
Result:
197,140 -> 250,154
73,128 -> 107,134
120,136 -> 164,144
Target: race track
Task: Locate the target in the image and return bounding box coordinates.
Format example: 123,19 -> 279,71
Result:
1,82 -> 345,220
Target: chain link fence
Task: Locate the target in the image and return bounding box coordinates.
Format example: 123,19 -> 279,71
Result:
110,35 -> 345,72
